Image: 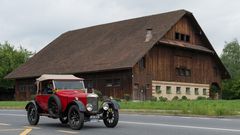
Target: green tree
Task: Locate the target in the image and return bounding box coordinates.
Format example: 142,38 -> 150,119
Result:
0,41 -> 33,89
221,39 -> 240,99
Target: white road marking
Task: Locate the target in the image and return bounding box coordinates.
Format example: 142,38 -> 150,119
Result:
0,113 -> 26,117
0,128 -> 22,132
120,121 -> 240,132
57,130 -> 79,134
0,123 -> 10,126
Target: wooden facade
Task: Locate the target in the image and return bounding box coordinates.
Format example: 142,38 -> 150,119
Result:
9,10 -> 229,101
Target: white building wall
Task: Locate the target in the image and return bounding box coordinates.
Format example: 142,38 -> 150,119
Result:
152,80 -> 209,100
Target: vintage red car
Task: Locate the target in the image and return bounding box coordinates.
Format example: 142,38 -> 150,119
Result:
25,74 -> 119,130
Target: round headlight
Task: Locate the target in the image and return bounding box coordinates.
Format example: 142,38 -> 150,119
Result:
103,102 -> 109,111
86,103 -> 93,112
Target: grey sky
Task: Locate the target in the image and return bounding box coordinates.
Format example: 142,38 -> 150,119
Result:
0,0 -> 239,55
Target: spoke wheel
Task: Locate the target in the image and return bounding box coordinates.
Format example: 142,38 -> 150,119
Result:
103,108 -> 119,128
27,104 -> 39,125
68,105 -> 84,130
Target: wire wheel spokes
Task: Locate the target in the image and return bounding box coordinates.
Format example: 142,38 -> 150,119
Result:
69,110 -> 80,126
106,109 -> 115,123
28,107 -> 36,121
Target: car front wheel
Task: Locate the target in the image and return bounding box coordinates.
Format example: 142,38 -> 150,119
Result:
27,103 -> 39,125
103,108 -> 119,128
68,105 -> 84,130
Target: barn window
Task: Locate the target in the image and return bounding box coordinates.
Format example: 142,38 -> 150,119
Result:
185,69 -> 191,76
180,34 -> 185,41
85,80 -> 93,88
186,35 -> 190,42
176,67 -> 191,77
203,88 -> 207,95
175,32 -> 180,40
194,88 -> 199,95
175,32 -> 190,42
186,87 -> 190,95
166,86 -> 171,94
105,79 -> 113,87
176,87 -> 181,94
156,86 -> 161,94
113,79 -> 121,87
139,57 -> 146,69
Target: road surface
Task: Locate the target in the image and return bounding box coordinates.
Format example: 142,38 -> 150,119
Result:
0,109 -> 240,135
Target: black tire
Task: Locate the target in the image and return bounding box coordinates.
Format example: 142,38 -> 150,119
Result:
68,105 -> 84,130
103,108 -> 119,128
48,95 -> 61,118
27,103 -> 39,125
59,116 -> 68,124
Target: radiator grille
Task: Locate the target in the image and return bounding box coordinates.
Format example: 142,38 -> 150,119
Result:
87,97 -> 98,112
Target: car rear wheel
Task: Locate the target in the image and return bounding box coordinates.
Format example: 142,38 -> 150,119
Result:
27,103 -> 39,125
103,108 -> 119,128
68,105 -> 84,130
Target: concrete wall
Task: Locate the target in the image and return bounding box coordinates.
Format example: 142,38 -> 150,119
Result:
152,80 -> 209,100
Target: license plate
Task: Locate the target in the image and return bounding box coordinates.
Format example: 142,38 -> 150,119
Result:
90,115 -> 99,122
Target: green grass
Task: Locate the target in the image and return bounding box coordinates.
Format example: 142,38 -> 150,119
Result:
119,100 -> 240,116
0,100 -> 240,116
0,101 -> 27,109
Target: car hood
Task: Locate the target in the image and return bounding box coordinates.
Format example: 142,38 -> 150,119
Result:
55,90 -> 87,98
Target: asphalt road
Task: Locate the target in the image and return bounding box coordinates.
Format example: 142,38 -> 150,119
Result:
1,110 -> 240,135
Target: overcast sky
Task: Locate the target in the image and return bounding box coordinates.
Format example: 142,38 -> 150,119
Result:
0,0 -> 239,55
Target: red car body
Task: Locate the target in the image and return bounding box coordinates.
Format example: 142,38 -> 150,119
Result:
25,74 -> 119,130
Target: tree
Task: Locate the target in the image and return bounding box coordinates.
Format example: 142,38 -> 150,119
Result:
221,39 -> 240,99
0,41 -> 33,89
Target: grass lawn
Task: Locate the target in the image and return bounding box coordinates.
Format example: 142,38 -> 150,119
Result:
119,100 -> 240,116
0,101 -> 27,109
0,100 -> 240,116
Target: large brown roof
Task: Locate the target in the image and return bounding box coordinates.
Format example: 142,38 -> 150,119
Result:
5,9 -> 229,79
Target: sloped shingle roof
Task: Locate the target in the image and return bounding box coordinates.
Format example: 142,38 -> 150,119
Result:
6,9 -> 229,79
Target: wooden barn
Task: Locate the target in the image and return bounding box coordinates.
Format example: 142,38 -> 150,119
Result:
5,10 -> 230,101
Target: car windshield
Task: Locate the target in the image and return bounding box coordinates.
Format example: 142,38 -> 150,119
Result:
54,80 -> 85,90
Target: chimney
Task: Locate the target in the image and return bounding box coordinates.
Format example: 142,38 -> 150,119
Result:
145,28 -> 153,42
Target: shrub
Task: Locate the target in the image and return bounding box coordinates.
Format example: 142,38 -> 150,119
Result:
150,96 -> 157,102
159,96 -> 168,102
114,98 -> 121,102
197,96 -> 207,100
172,96 -> 179,101
181,96 -> 188,100
123,94 -> 131,101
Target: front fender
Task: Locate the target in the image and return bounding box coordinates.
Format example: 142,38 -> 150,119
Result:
25,100 -> 38,111
68,100 -> 86,112
103,99 -> 120,110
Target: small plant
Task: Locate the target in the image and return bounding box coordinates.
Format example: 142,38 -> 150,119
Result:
159,96 -> 168,102
197,96 -> 207,100
150,96 -> 157,102
114,98 -> 121,102
172,96 -> 179,101
123,94 -> 131,101
181,96 -> 188,100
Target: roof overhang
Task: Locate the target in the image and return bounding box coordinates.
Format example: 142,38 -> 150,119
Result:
159,39 -> 214,53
